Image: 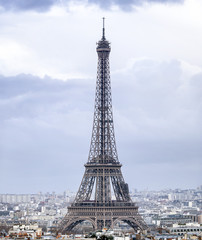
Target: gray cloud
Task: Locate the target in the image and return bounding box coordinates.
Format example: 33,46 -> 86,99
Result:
88,0 -> 183,11
0,58 -> 201,193
0,74 -> 94,193
0,0 -> 56,12
0,0 -> 184,12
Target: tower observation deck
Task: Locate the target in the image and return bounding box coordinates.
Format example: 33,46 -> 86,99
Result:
59,19 -> 148,232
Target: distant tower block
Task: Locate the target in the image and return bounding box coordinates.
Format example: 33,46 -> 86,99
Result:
59,19 -> 148,232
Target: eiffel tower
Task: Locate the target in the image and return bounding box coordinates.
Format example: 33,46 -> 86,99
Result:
59,19 -> 147,233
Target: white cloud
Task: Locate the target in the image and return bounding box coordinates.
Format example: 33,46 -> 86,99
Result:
0,0 -> 201,78
113,58 -> 202,141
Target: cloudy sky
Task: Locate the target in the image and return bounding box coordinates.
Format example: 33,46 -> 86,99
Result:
0,0 -> 201,194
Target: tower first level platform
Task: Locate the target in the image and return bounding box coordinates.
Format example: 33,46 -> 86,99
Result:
60,203 -> 147,232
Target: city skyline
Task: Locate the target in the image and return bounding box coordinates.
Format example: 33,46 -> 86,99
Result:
0,185 -> 202,195
1,186 -> 201,235
0,0 -> 202,193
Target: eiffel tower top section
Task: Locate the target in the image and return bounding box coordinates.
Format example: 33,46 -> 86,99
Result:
96,18 -> 110,56
87,18 -> 119,165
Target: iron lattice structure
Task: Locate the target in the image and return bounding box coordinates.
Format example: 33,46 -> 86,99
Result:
59,20 -> 147,233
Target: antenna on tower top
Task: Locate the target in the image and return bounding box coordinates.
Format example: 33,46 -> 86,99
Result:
102,17 -> 105,40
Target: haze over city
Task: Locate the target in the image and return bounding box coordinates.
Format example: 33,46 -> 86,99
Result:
0,0 -> 201,194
